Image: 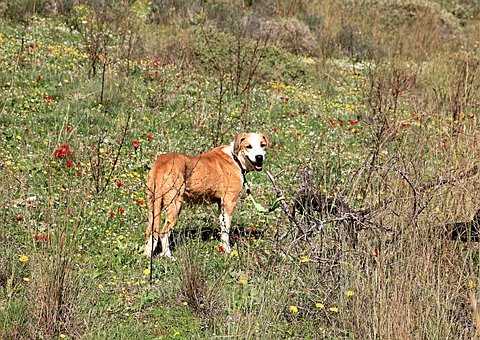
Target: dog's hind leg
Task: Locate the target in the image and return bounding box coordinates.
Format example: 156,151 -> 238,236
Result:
158,193 -> 183,259
144,189 -> 163,257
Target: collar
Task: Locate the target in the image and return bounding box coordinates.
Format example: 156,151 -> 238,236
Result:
232,152 -> 251,195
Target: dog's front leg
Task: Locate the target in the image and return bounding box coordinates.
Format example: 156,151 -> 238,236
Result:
219,204 -> 235,254
159,231 -> 173,259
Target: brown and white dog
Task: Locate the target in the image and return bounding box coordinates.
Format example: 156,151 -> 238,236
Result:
144,132 -> 269,258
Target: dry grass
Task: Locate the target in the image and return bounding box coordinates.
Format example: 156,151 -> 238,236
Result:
469,290 -> 480,337
28,251 -> 79,338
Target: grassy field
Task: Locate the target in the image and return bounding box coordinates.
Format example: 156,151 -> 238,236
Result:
1,0 -> 480,338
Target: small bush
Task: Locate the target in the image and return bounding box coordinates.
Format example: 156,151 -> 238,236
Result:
243,15 -> 317,55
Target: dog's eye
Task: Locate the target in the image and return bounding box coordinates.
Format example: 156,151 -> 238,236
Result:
246,145 -> 252,149
260,143 -> 266,148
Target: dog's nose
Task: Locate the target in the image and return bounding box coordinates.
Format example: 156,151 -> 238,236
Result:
255,155 -> 263,163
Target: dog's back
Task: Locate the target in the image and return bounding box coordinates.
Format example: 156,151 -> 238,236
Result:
147,153 -> 190,202
148,147 -> 242,203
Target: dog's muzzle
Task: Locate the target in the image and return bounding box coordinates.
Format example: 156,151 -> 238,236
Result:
249,155 -> 264,171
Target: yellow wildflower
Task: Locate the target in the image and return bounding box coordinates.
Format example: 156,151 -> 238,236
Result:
143,268 -> 151,276
468,279 -> 477,290
329,306 -> 339,313
238,274 -> 248,285
22,277 -> 30,282
288,305 -> 299,315
19,255 -> 29,263
345,289 -> 355,298
299,255 -> 310,263
230,249 -> 239,257
315,302 -> 324,309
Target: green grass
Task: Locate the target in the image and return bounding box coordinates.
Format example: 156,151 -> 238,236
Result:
1,1 -> 480,338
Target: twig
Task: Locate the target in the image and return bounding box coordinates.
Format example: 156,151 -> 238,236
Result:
266,171 -> 304,238
100,54 -> 107,104
99,110 -> 132,194
418,164 -> 479,192
149,181 -> 156,284
396,167 -> 419,226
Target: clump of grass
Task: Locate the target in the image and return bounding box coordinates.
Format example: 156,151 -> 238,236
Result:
28,233 -> 82,338
179,250 -> 224,324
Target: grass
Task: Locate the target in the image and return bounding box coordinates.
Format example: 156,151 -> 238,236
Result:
1,0 -> 480,338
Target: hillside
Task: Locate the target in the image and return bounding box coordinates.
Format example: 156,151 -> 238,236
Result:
1,0 -> 480,338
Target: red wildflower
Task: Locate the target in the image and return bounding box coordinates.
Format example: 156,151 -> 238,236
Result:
44,95 -> 54,104
132,139 -> 140,150
109,210 -> 116,219
34,233 -> 50,243
66,159 -> 74,168
53,144 -> 72,159
348,119 -> 359,126
115,180 -> 124,188
146,132 -> 154,142
216,244 -> 226,254
135,198 -> 145,206
118,207 -> 125,215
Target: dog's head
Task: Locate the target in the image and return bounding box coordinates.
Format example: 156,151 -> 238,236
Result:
233,132 -> 269,172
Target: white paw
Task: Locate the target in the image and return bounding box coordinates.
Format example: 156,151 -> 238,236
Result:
222,243 -> 231,254
159,250 -> 175,261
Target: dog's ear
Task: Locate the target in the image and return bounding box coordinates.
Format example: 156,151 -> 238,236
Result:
234,133 -> 247,154
260,134 -> 269,148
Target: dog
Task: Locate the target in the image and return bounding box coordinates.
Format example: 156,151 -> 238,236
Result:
144,132 -> 269,258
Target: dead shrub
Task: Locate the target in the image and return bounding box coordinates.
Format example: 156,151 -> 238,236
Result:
243,15 -> 316,55
292,167 -> 373,247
